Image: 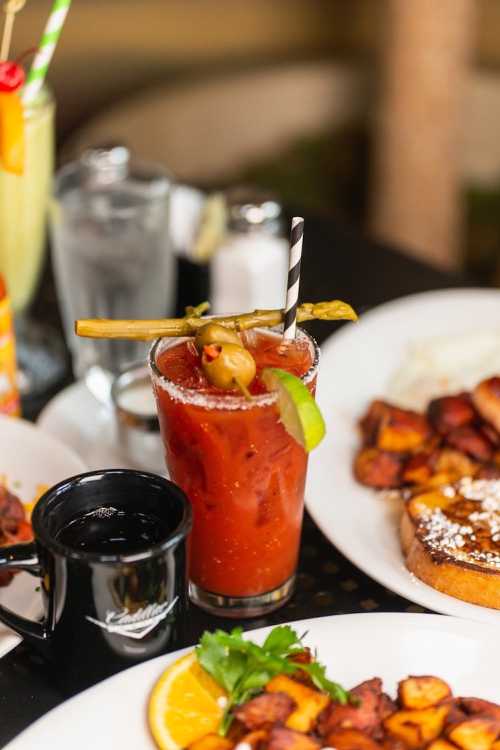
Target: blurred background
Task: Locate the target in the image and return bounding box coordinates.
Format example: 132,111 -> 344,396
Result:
11,0 -> 500,283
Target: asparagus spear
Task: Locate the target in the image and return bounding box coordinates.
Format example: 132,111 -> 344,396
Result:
75,300 -> 357,341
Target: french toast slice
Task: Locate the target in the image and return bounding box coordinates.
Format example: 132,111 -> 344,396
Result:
400,478 -> 500,609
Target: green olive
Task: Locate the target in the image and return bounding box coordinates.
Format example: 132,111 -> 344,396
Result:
202,343 -> 256,390
194,322 -> 241,352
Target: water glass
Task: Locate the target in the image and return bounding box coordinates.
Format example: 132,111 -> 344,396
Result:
50,146 -> 175,402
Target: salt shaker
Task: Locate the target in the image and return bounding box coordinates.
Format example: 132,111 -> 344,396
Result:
211,188 -> 288,314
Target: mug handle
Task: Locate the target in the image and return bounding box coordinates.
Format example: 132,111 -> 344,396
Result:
0,542 -> 49,646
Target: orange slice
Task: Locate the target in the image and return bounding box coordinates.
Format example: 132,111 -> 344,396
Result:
0,91 -> 24,175
148,652 -> 227,750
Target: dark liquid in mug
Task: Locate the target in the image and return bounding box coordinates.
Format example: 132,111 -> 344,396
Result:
55,506 -> 171,555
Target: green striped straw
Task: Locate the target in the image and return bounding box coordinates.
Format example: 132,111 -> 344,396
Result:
22,0 -> 72,104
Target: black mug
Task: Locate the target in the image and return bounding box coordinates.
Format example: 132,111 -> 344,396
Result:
0,469 -> 192,694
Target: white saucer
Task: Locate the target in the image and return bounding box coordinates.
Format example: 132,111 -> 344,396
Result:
38,380 -> 165,474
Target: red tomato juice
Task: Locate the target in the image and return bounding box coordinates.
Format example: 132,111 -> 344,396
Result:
152,329 -> 316,598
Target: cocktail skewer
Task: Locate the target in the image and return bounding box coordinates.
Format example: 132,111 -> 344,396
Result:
75,300 -> 357,341
0,0 -> 26,62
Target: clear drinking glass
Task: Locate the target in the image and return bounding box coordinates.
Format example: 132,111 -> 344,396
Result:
51,146 -> 175,402
150,326 -> 319,617
0,87 -> 66,398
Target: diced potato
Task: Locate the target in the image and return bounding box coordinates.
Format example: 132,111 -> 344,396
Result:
266,727 -> 320,750
376,409 -> 429,452
265,675 -> 330,733
383,705 -> 449,748
402,453 -> 433,485
188,734 -> 234,750
447,717 -> 500,750
427,740 -> 459,750
398,676 -> 451,710
324,728 -> 381,749
433,449 -> 477,480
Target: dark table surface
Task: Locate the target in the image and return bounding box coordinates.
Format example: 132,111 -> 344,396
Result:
0,216 -> 468,747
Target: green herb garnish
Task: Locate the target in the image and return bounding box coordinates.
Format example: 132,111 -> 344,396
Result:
195,625 -> 350,734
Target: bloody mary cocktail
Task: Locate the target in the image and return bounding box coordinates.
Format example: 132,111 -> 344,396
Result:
150,327 -> 319,617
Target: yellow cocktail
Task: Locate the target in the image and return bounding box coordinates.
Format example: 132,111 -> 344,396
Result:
0,88 -> 54,313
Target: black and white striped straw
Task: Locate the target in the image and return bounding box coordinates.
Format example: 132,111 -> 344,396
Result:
283,217 -> 304,340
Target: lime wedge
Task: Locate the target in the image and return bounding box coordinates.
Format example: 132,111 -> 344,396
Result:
261,367 -> 326,452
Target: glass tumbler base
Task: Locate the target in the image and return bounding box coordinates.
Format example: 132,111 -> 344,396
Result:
189,575 -> 295,618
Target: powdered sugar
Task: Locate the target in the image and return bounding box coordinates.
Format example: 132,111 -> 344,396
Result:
417,479 -> 500,570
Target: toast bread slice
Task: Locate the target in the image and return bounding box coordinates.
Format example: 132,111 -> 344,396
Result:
401,478 -> 500,609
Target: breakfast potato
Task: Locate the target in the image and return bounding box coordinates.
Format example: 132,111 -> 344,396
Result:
492,741 -> 500,750
427,394 -> 476,435
447,716 -> 500,750
235,692 -> 295,730
359,401 -> 392,446
267,727 -> 320,750
187,734 -> 234,750
433,448 -> 477,481
427,741 -> 458,750
353,448 -> 404,489
472,376 -> 500,433
401,453 -> 435,485
383,705 -> 449,748
397,676 -> 451,710
376,408 -> 430,453
445,426 -> 493,462
324,728 -> 382,749
265,676 -> 330,733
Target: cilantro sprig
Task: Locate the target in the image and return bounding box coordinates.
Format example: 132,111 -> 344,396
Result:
195,625 -> 350,734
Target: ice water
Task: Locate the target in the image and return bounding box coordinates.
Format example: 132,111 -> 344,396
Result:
51,149 -> 174,401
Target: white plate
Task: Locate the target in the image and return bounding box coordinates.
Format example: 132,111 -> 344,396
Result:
306,287 -> 500,624
5,612 -> 500,750
0,415 -> 87,657
37,381 -> 127,470
38,380 -> 166,474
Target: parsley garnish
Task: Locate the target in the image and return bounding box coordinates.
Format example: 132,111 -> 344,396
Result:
195,625 -> 350,734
